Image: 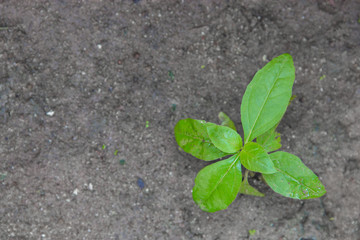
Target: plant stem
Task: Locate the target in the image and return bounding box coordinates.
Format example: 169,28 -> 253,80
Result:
244,169 -> 249,183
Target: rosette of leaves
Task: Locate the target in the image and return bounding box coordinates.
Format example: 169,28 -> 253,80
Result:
174,54 -> 326,212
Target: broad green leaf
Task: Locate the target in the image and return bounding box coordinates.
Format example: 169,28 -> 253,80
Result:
240,142 -> 277,174
174,119 -> 228,161
239,174 -> 264,197
263,151 -> 326,199
256,124 -> 281,152
206,123 -> 242,153
241,54 -> 295,143
192,154 -> 242,212
218,112 -> 237,131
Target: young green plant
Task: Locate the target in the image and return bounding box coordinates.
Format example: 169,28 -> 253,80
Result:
174,54 -> 326,212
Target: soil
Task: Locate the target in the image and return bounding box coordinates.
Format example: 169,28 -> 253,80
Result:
1,0 -> 360,239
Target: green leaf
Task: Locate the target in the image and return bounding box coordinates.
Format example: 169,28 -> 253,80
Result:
174,119 -> 228,161
249,229 -> 256,236
256,124 -> 282,152
239,171 -> 264,197
240,142 -> 277,174
241,54 -> 295,143
192,154 -> 242,212
263,151 -> 326,199
206,123 -> 242,153
218,112 -> 237,131
239,181 -> 264,197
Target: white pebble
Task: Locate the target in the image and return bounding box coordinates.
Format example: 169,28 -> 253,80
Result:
97,44 -> 102,49
89,183 -> 93,191
73,188 -> 79,196
46,110 -> 54,116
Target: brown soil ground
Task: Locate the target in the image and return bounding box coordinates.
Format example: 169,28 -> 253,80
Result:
1,0 -> 360,239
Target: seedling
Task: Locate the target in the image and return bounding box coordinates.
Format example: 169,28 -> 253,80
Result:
174,54 -> 326,212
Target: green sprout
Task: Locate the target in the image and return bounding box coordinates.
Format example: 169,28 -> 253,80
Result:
249,229 -> 256,236
174,54 -> 326,212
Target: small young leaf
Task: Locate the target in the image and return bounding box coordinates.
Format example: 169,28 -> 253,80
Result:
249,229 -> 256,236
206,123 -> 242,153
240,142 -> 277,174
263,151 -> 326,199
241,54 -> 295,143
256,124 -> 282,152
174,119 -> 228,161
239,178 -> 264,197
218,112 -> 237,131
192,154 -> 242,212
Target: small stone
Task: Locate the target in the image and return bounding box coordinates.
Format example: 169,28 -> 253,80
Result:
89,183 -> 93,191
137,177 -> 145,189
97,44 -> 102,49
73,188 -> 79,196
46,110 -> 55,116
133,52 -> 140,59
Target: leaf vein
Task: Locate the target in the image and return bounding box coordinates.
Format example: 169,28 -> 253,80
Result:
275,167 -> 318,194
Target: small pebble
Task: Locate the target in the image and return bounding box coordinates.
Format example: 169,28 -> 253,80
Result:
73,188 -> 79,196
89,183 -> 93,191
133,52 -> 140,59
46,110 -> 54,116
137,177 -> 145,189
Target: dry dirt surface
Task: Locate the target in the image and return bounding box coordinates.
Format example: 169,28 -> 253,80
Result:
1,0 -> 360,239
